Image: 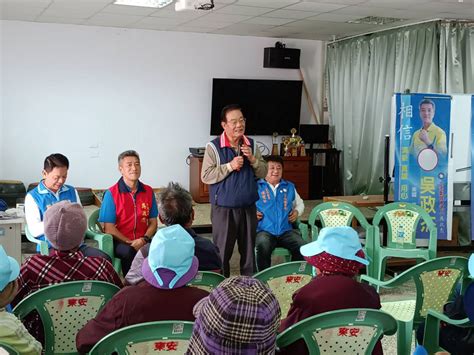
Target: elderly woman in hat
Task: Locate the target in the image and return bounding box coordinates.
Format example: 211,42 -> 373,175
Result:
186,276 -> 281,354
11,201 -> 122,345
0,246 -> 42,354
77,224 -> 209,354
279,226 -> 382,355
12,200 -> 122,306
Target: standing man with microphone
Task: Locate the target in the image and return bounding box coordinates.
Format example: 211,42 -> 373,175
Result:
201,104 -> 267,277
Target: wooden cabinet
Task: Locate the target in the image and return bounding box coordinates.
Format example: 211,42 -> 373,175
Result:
282,156 -> 311,199
189,155 -> 311,203
189,157 -> 209,203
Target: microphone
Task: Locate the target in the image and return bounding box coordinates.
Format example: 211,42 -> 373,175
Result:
237,139 -> 244,156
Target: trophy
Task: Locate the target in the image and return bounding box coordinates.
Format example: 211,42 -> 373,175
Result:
299,140 -> 306,156
283,137 -> 291,156
281,128 -> 305,157
271,132 -> 279,156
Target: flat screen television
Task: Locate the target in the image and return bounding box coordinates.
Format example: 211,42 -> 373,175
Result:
210,78 -> 303,135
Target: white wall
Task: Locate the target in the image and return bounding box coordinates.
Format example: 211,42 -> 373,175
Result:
1,20 -> 325,189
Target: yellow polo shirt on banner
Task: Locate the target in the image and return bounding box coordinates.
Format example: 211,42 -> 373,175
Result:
410,122 -> 447,157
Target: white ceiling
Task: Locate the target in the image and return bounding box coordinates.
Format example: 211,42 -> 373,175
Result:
1,0 -> 473,40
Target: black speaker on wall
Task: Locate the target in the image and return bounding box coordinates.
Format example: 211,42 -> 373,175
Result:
264,47 -> 301,69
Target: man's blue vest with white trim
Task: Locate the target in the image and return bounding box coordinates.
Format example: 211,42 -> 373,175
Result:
27,181 -> 78,249
256,179 -> 296,236
208,137 -> 259,208
28,181 -> 78,221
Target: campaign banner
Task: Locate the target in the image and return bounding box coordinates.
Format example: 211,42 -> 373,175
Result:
394,93 -> 452,239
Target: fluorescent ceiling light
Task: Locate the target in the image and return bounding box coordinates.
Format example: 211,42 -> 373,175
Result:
114,0 -> 173,8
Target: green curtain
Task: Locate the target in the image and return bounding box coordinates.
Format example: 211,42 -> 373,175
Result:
327,22 -> 439,194
441,22 -> 474,93
326,21 -> 473,195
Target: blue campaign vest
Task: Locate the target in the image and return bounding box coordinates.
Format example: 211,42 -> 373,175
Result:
28,181 -> 79,249
208,137 -> 259,208
256,179 -> 296,236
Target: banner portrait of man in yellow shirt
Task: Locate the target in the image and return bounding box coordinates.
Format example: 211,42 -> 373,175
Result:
411,99 -> 447,158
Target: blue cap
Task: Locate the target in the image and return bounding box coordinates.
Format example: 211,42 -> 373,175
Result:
300,226 -> 369,265
413,345 -> 428,355
468,254 -> 474,278
0,246 -> 20,291
142,225 -> 198,289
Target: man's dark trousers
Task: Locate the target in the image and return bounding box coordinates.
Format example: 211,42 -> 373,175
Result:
211,204 -> 257,277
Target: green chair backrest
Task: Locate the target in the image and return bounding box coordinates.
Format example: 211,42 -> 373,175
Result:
413,257 -> 467,322
423,281 -> 474,353
24,224 -> 49,255
13,280 -> 120,355
254,261 -> 313,318
372,202 -> 437,250
363,256 -> 469,325
89,320 -> 194,355
0,342 -> 20,355
187,271 -> 225,292
276,308 -> 397,355
308,202 -> 371,241
88,209 -> 102,234
87,209 -> 121,273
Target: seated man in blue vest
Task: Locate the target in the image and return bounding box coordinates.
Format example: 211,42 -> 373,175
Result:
255,155 -> 306,271
25,153 -> 110,261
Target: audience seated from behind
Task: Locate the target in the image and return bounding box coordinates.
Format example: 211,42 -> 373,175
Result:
416,254 -> 474,355
125,182 -> 222,285
0,246 -> 42,355
11,201 -> 122,343
255,155 -> 306,271
186,276 -> 281,354
76,224 -> 209,353
25,153 -> 110,261
278,226 -> 381,355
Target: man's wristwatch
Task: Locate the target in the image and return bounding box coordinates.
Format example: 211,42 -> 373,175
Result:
142,236 -> 152,243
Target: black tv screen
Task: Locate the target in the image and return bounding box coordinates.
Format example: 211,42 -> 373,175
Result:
210,78 -> 303,135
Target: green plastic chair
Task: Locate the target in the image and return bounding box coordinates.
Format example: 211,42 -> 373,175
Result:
13,280 -> 120,355
423,310 -> 472,354
361,256 -> 469,355
307,201 -> 373,275
254,261 -> 314,319
366,202 -> 437,284
89,320 -> 194,355
422,281 -> 474,354
308,201 -> 372,240
0,342 -> 20,355
277,308 -> 397,354
24,224 -> 50,255
187,271 -> 225,293
87,209 -> 122,273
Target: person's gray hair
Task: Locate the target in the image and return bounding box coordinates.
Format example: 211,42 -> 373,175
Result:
118,150 -> 140,163
158,182 -> 193,226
